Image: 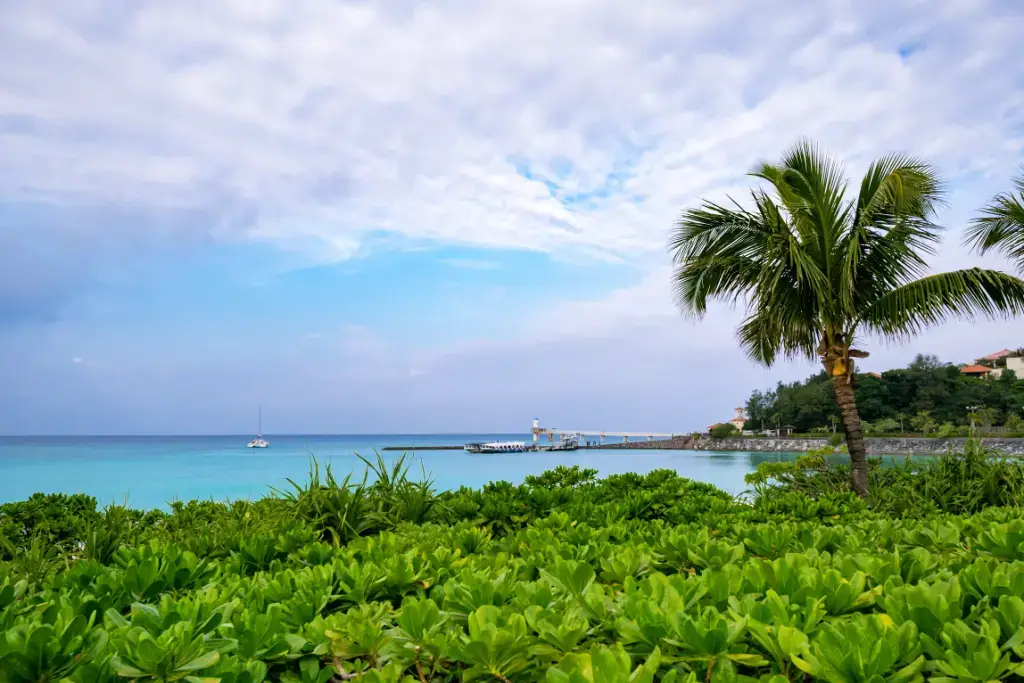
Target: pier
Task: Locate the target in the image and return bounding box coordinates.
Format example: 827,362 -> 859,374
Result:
531,418 -> 680,444
381,419 -> 684,452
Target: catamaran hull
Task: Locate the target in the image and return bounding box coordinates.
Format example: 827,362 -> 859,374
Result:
469,448 -> 531,454
463,440 -> 532,454
464,439 -> 579,454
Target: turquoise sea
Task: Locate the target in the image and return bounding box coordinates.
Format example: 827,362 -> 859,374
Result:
0,434 -> 801,509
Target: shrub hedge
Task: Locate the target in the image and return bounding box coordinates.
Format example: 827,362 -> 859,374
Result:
2,449 -> 1024,681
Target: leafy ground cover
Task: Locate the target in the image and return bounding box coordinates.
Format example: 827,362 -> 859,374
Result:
3,452 -> 1024,682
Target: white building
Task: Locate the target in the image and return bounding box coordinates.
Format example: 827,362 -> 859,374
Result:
730,407 -> 747,432
978,349 -> 1024,378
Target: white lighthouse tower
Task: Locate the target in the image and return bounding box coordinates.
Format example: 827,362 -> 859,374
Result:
532,417 -> 540,442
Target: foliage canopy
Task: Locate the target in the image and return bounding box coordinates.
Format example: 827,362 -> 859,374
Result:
5,450 -> 1024,681
745,353 -> 1024,434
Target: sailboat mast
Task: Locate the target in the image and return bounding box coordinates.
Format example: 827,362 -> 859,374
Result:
258,404 -> 262,438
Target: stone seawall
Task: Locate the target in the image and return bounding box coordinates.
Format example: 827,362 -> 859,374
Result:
691,437 -> 829,452
595,436 -> 1024,456
871,438 -> 1024,456
595,437 -> 695,450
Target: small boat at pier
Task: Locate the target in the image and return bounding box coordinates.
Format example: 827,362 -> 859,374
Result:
545,434 -> 580,451
464,441 -> 530,454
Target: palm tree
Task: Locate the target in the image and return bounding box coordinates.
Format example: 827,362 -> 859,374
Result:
669,141 -> 1024,497
964,167 -> 1024,272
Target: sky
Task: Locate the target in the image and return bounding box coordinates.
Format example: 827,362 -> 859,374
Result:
1,0 -> 1023,435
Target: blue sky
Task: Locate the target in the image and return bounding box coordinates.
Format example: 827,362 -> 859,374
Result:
1,0 -> 1023,435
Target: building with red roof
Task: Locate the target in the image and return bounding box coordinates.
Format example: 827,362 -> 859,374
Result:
972,348 -> 1024,378
961,364 -> 993,377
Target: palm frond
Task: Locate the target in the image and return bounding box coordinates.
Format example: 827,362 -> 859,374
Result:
859,268 -> 1024,340
669,187 -> 833,322
840,157 -> 945,319
853,154 -> 945,229
751,139 -> 849,266
736,288 -> 818,366
847,218 -> 941,307
736,309 -> 783,366
669,199 -> 760,265
734,192 -> 824,366
749,189 -> 829,296
669,201 -> 768,317
964,170 -> 1024,272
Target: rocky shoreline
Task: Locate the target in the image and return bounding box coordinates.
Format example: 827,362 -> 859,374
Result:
592,436 -> 1024,457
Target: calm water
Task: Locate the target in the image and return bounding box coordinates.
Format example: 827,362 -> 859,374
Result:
0,434 -> 804,509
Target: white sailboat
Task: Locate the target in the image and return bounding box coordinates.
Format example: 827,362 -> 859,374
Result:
247,405 -> 269,448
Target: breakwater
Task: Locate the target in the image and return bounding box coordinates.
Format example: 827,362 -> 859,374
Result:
596,436 -> 1024,457
592,436 -> 695,449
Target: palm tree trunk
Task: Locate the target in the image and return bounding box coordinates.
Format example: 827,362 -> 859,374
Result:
831,377 -> 869,498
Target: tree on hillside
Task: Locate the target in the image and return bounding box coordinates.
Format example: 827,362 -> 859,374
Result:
912,410 -> 937,436
975,406 -> 997,429
852,373 -> 890,420
895,354 -> 959,415
966,168 -> 1024,272
747,357 -> 1024,430
875,417 -> 900,433
669,141 -> 1024,497
908,353 -> 943,371
745,389 -> 773,430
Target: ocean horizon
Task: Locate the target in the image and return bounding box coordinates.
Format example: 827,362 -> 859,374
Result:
0,433 -> 794,509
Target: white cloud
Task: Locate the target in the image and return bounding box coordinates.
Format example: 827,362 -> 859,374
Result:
4,0 -> 1024,435
1,0 -> 1023,266
440,258 -> 500,270
71,356 -> 82,364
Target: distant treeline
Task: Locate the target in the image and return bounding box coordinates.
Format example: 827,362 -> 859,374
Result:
745,354 -> 1024,434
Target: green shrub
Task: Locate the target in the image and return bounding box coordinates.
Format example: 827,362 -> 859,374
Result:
523,465 -> 598,490
874,418 -> 901,434
749,437 -> 1024,517
0,493 -> 99,552
3,448 -> 1024,682
710,423 -> 739,438
828,433 -> 844,447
